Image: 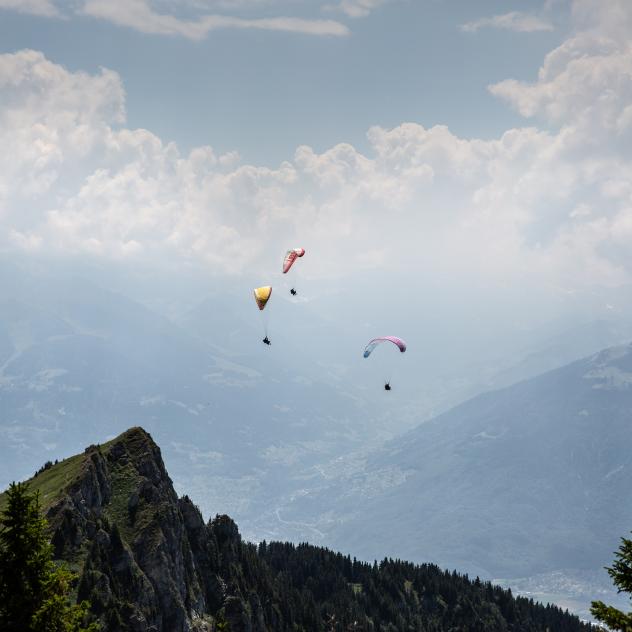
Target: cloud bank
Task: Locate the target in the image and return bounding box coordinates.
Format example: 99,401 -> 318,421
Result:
1,0 -> 631,297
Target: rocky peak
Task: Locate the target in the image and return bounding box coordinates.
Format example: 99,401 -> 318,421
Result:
24,426 -> 217,631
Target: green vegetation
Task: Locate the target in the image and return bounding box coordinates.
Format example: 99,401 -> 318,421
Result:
221,538 -> 592,631
103,459 -> 140,544
591,532 -> 632,631
0,427 -> 596,631
0,481 -> 98,632
0,452 -> 85,514
0,430 -> 134,515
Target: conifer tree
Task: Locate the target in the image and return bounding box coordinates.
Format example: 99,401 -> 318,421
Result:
591,532 -> 632,631
0,481 -> 98,632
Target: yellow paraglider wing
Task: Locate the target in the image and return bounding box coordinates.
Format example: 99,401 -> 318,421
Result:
254,286 -> 272,311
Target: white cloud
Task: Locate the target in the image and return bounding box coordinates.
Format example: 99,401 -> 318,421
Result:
571,0 -> 632,42
489,33 -> 632,134
326,0 -> 389,18
182,0 -> 278,7
0,0 -> 60,17
0,49 -> 124,214
0,0 -> 350,38
460,11 -> 554,33
81,0 -> 349,38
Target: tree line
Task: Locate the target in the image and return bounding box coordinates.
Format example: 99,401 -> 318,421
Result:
2,481 -> 631,631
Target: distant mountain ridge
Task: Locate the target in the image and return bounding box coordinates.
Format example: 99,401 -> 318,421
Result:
3,265 -> 632,553
269,342 -> 632,590
0,427 -> 592,631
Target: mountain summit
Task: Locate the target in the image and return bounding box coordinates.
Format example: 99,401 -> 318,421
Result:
0,427 -> 591,631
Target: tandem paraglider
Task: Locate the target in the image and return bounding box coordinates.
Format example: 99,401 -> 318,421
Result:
283,248 -> 305,295
363,336 -> 407,391
253,286 -> 273,345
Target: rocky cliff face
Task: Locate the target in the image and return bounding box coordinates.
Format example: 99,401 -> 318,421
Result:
9,427 -> 592,632
39,427 -> 224,631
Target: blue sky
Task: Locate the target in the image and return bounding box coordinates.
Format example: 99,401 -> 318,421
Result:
0,0 -> 570,164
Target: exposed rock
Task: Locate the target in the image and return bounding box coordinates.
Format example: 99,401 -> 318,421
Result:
46,428 -> 213,631
13,426 -> 591,632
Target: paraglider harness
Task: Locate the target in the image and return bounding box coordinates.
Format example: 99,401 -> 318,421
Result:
290,288 -> 297,296
384,382 -> 391,391
263,336 -> 271,346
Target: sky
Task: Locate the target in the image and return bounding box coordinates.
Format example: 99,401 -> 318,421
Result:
0,0 -> 568,165
0,0 -> 631,331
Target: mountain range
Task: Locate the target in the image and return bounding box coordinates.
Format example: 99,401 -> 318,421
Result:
1,265 -> 632,620
0,427 -> 594,631
257,344 -> 632,618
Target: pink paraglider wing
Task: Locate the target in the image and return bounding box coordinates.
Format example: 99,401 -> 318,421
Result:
363,336 -> 407,358
282,248 -> 305,273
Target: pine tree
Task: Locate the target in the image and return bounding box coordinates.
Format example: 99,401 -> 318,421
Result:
591,532 -> 632,631
0,481 -> 98,632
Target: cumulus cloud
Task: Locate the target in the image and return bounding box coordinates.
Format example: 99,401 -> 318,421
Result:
572,0 -> 632,42
1,0 -> 632,294
460,11 -> 554,33
489,25 -> 632,133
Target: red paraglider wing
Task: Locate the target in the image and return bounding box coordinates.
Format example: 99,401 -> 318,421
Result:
282,248 -> 305,273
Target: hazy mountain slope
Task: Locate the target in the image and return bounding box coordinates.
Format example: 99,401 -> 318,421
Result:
3,263 -> 632,557
0,271 -> 385,533
270,344 -> 632,584
0,427 -> 592,632
487,319 -> 632,390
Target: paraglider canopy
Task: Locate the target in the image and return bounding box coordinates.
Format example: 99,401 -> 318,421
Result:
363,336 -> 407,358
282,248 -> 306,274
254,286 -> 272,311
